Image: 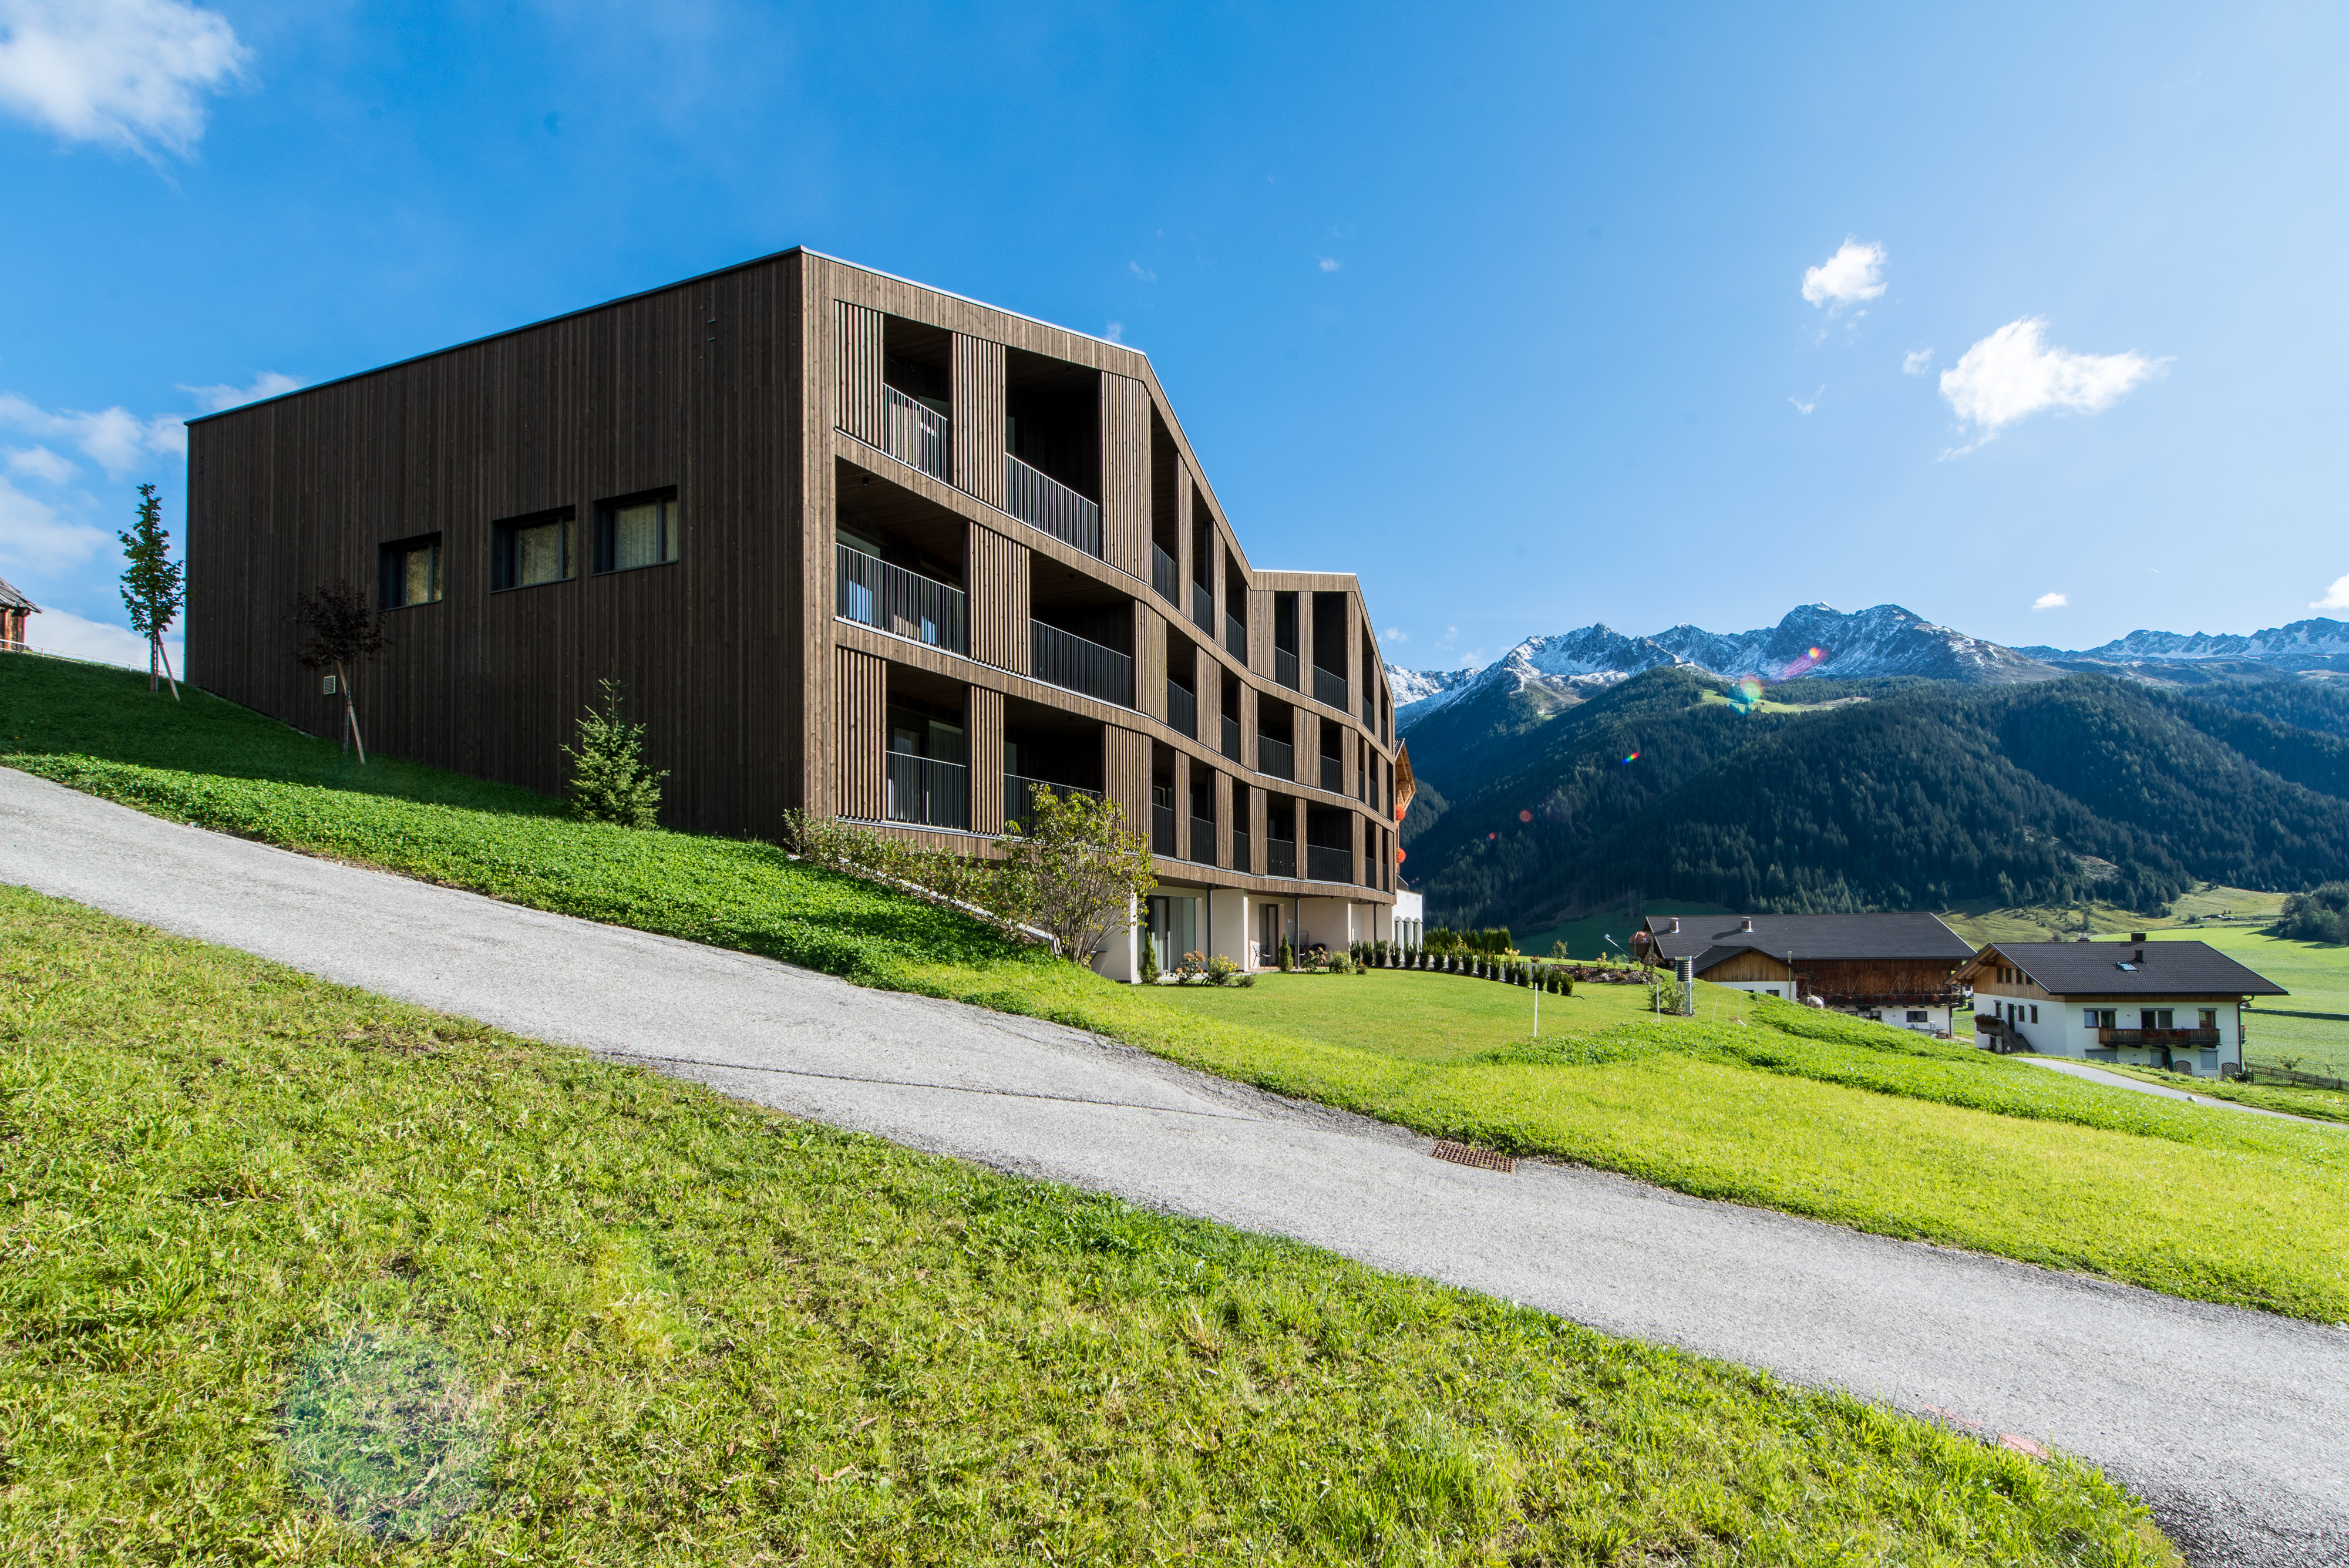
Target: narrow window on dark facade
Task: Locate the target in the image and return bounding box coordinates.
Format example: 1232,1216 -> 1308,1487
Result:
493,509 -> 577,591
379,534 -> 443,608
597,492 -> 681,573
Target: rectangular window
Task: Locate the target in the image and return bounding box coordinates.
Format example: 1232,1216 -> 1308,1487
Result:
493,509 -> 577,591
2199,1008 -> 2217,1030
379,534 -> 443,608
2029,1005 -> 2038,1024
597,492 -> 680,573
2143,1008 -> 2173,1030
2085,1008 -> 2115,1029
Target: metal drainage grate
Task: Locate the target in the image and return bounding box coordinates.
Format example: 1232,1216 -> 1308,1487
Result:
1431,1140 -> 1515,1174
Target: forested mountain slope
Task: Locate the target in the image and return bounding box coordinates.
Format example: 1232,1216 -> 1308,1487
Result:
1403,670 -> 2349,930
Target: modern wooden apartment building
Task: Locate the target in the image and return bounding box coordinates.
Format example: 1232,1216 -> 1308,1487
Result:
187,248 -> 1403,980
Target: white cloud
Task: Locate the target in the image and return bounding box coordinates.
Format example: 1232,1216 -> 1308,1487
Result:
1382,626 -> 1407,642
1102,321 -> 1123,343
0,474 -> 107,572
2032,591 -> 2068,610
1317,256 -> 1341,272
1903,348 -> 1934,375
2313,574 -> 2349,612
1437,625 -> 1459,648
0,392 -> 186,477
1789,386 -> 1823,415
21,603 -> 184,675
0,0 -> 250,160
1937,318 -> 2165,453
179,370 -> 301,412
1801,238 -> 1886,309
1128,261 -> 1155,282
5,443 -> 78,483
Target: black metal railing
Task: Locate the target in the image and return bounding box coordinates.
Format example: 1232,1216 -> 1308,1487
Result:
1220,713 -> 1241,762
1362,693 -> 1375,729
1031,621 -> 1133,706
837,543 -> 967,654
886,753 -> 968,830
1231,829 -> 1250,873
1152,802 -> 1176,856
1307,844 -> 1352,883
1166,679 -> 1196,738
1190,816 -> 1216,866
1152,543 -> 1178,604
1258,735 -> 1294,780
1005,453 -> 1102,556
1320,753 -> 1341,793
881,385 -> 951,482
1190,581 -> 1216,634
1313,664 -> 1347,709
1267,837 -> 1295,878
1004,773 -> 1102,830
1275,647 -> 1299,689
1226,611 -> 1247,662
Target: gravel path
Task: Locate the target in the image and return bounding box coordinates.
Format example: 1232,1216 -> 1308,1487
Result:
4,768 -> 2344,1566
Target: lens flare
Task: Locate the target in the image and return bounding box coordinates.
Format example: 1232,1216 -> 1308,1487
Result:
1518,808 -> 1533,822
1620,749 -> 1640,765
1731,675 -> 1764,712
1778,645 -> 1829,679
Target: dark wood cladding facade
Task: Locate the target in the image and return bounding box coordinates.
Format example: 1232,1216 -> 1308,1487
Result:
188,245 -> 1402,915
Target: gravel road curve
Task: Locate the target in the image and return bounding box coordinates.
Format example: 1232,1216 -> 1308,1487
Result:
4,768 -> 2344,1566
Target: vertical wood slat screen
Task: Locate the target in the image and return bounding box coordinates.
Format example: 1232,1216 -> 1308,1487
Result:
968,686 -> 1005,835
1103,725 -> 1150,840
1133,603 -> 1166,724
835,302 -> 885,445
1098,374 -> 1150,578
953,334 -> 1007,509
835,646 -> 887,820
967,523 -> 1030,672
1215,770 -> 1233,866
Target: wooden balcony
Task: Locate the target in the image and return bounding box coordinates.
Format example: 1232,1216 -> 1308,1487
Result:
2098,1028 -> 2220,1048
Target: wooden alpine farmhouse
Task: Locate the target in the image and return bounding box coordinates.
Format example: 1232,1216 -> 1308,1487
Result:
1639,912 -> 1977,1032
1960,936 -> 2285,1075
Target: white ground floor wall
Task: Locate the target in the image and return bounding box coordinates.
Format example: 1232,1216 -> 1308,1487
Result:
1110,883 -> 1389,979
1971,995 -> 2243,1075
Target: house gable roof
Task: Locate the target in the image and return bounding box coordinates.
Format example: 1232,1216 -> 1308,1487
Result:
1642,912 -> 1975,967
1960,940 -> 2287,997
0,576 -> 37,613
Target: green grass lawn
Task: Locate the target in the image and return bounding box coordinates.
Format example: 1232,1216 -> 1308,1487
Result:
7,657 -> 2348,1324
0,886 -> 2176,1565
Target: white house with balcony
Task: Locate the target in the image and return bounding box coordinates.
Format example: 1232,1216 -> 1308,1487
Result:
1957,935 -> 2286,1076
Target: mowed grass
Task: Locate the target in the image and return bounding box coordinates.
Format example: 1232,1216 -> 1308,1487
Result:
0,887 -> 2178,1566
7,657 -> 2348,1322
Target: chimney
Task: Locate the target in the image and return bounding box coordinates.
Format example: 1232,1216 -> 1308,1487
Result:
1670,917 -> 1681,934
1739,917 -> 1754,933
2129,932 -> 2147,943
2133,947 -> 2145,963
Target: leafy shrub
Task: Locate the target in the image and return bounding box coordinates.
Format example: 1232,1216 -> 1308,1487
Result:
2274,882 -> 2349,944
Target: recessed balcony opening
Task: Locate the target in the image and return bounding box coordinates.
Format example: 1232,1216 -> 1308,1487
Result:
1359,628 -> 1378,729
1002,695 -> 1105,832
1004,348 -> 1101,555
1219,669 -> 1243,762
1189,497 -> 1216,635
1150,409 -> 1180,605
834,457 -> 968,654
1273,591 -> 1300,691
1311,591 -> 1349,711
1189,758 -> 1218,867
1165,624 -> 1199,739
1318,715 -> 1344,795
881,316 -> 953,483
1305,806 -> 1354,884
1150,743 -> 1178,859
1266,793 -> 1298,879
1256,695 -> 1296,782
884,664 -> 968,831
1223,549 -> 1247,661
1231,780 -> 1253,874
1029,559 -> 1134,706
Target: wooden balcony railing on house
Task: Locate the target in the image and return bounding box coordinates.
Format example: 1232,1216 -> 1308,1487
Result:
1005,453 -> 1102,556
881,385 -> 951,483
1190,815 -> 1216,866
1225,611 -> 1247,663
1003,773 -> 1102,832
1166,679 -> 1197,738
1257,734 -> 1294,781
886,753 -> 968,830
837,543 -> 967,654
1306,844 -> 1353,883
2098,1028 -> 2222,1048
1152,543 -> 1178,605
1313,664 -> 1348,710
1031,621 -> 1133,706
1266,837 -> 1296,878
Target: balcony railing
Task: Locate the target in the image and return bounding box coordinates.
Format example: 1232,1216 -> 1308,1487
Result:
1152,802 -> 1176,857
1226,612 -> 1247,663
887,753 -> 968,830
1362,694 -> 1375,729
882,385 -> 951,483
1152,543 -> 1178,604
1306,844 -> 1352,883
1004,773 -> 1102,831
2098,1028 -> 2221,1048
1267,837 -> 1296,878
837,543 -> 967,654
1320,753 -> 1342,793
1190,815 -> 1216,866
1190,581 -> 1216,635
1275,647 -> 1299,690
1220,713 -> 1241,762
1031,621 -> 1133,706
1258,735 -> 1294,781
1005,453 -> 1102,556
1231,828 -> 1251,874
1166,679 -> 1196,738
1313,664 -> 1348,710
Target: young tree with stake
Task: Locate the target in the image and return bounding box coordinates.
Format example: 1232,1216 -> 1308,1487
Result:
292,581 -> 388,763
118,483 -> 186,698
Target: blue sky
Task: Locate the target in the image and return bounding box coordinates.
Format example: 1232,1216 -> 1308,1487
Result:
3,1 -> 2345,674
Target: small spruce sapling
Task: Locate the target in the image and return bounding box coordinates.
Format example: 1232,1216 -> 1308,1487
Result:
563,678 -> 668,827
119,483 -> 186,699
292,580 -> 388,761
